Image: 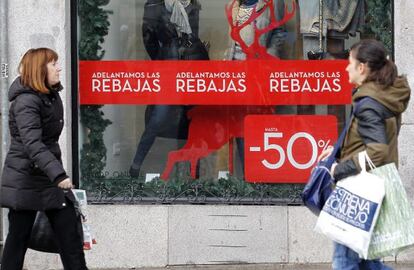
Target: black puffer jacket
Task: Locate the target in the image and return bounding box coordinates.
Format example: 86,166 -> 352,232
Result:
142,0 -> 209,60
0,77 -> 69,210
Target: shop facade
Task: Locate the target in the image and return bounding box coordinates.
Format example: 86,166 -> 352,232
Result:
1,0 -> 414,268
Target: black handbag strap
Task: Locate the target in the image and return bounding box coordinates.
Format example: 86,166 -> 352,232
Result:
325,96 -> 371,166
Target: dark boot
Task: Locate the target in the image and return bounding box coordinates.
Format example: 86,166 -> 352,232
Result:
129,164 -> 141,178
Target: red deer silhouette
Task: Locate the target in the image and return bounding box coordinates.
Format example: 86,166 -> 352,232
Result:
160,0 -> 295,180
160,106 -> 274,179
225,0 -> 296,60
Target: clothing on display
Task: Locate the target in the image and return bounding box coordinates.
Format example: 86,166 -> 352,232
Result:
299,0 -> 365,39
130,0 -> 209,178
226,0 -> 288,60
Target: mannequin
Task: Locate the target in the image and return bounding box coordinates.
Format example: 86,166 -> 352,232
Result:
226,0 -> 288,60
130,0 -> 209,177
299,0 -> 363,115
222,0 -> 289,175
299,0 -> 365,59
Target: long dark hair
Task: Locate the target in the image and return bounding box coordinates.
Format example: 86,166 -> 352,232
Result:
350,39 -> 397,88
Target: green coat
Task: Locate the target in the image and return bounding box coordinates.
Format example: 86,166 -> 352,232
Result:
334,76 -> 411,181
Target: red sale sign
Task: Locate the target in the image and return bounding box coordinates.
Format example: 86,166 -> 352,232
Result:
79,60 -> 352,105
244,115 -> 338,183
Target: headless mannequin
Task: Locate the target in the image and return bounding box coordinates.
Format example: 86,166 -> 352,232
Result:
223,0 -> 287,176
130,0 -> 208,178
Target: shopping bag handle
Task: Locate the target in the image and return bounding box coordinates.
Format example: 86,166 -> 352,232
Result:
358,151 -> 376,172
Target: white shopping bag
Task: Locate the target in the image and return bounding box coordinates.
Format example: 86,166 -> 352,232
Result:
72,189 -> 97,250
315,152 -> 385,259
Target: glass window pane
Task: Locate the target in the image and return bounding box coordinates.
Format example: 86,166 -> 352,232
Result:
77,0 -> 392,204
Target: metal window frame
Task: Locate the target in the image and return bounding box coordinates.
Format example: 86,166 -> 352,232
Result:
71,0 -> 79,188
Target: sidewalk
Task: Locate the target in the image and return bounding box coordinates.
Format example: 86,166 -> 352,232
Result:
97,262 -> 414,270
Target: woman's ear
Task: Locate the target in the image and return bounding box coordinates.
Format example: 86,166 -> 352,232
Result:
358,62 -> 369,75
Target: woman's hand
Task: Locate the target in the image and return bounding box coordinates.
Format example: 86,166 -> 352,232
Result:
317,146 -> 334,162
330,162 -> 338,176
58,178 -> 73,189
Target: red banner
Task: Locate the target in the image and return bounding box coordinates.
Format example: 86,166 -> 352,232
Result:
244,115 -> 338,183
79,60 -> 352,105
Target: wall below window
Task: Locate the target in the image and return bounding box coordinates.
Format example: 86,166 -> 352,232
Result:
24,205 -> 414,269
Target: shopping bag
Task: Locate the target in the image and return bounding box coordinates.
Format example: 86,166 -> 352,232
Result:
28,211 -> 60,253
73,189 -> 97,250
301,159 -> 334,215
367,163 -> 414,259
315,152 -> 385,259
301,98 -> 362,216
28,209 -> 84,253
28,190 -> 87,253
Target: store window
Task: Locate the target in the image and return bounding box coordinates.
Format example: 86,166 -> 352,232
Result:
77,0 -> 392,204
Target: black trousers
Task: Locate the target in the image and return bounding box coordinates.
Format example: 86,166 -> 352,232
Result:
1,202 -> 87,270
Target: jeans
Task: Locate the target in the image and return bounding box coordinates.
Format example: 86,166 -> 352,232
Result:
333,242 -> 393,270
131,105 -> 171,172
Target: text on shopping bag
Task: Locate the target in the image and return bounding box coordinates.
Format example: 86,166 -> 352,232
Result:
324,186 -> 380,232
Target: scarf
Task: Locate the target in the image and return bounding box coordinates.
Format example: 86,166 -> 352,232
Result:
165,0 -> 192,35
